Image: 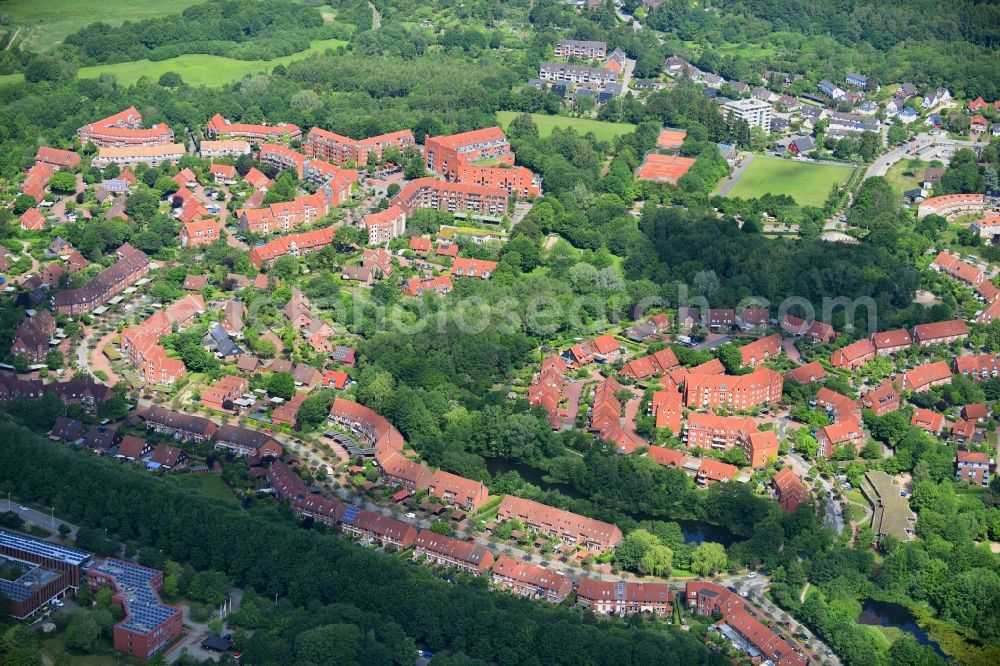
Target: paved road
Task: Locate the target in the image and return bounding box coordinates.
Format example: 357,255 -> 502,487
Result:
786,452 -> 844,535
721,573 -> 841,666
715,154 -> 754,197
4,496 -> 79,539
865,132 -> 985,179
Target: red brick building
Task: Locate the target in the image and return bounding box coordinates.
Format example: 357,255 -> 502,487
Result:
858,380 -> 899,415
901,361 -> 953,392
831,338 -> 876,370
413,530 -> 494,575
52,243 -> 149,315
684,366 -> 783,410
305,127 -> 415,165
77,107 -> 174,147
911,320 -> 969,346
956,450 -> 991,486
772,467 -> 809,512
424,127 -> 513,179
206,113 -> 301,145
576,578 -> 673,617
739,334 -> 782,367
491,555 -> 573,603
88,559 -> 182,660
497,495 -> 623,552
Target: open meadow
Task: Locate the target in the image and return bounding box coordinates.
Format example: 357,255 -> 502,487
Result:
496,111 -> 636,141
0,0 -> 202,52
724,156 -> 856,207
76,38 -> 347,86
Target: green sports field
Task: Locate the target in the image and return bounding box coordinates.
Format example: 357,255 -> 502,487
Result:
0,0 -> 202,52
75,38 -> 347,87
724,156 -> 856,207
495,111 -> 636,141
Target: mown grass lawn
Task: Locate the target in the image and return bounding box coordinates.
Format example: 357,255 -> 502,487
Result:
76,38 -> 348,87
725,157 -> 856,207
495,111 -> 636,141
2,0 -> 202,52
884,158 -> 933,199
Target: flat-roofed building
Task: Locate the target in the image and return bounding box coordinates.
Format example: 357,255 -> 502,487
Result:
88,559 -> 182,660
0,530 -> 91,619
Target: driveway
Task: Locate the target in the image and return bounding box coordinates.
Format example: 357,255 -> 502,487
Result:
715,154 -> 754,197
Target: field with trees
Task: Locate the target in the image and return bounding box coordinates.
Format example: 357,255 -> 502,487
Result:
724,157 -> 857,207
75,38 -> 348,87
496,111 -> 637,141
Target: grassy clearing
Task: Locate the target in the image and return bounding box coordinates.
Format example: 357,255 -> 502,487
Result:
76,38 -> 348,86
725,157 -> 856,207
496,111 -> 636,141
163,473 -> 238,506
884,159 -> 933,198
1,0 -> 202,52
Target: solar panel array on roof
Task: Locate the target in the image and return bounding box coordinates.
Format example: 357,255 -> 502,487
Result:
341,505 -> 360,525
92,560 -> 178,634
0,529 -> 90,565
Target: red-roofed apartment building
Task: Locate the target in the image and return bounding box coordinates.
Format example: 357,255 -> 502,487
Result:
201,375 -> 248,412
831,338 -> 876,370
206,113 -> 301,145
684,366 -> 783,410
453,164 -> 540,197
249,227 -> 336,268
858,380 -> 899,415
497,495 -> 623,552
237,192 -> 332,234
180,219 -> 221,248
491,555 -> 573,604
393,178 -> 508,218
361,205 -> 407,244
21,163 -> 55,202
911,320 -> 969,346
650,389 -> 683,433
696,458 -> 739,487
576,578 -> 673,617
773,467 -> 809,511
781,315 -> 836,343
413,530 -> 494,575
35,147 -> 81,169
901,360 -> 952,392
305,127 -> 415,165
739,334 -> 782,367
121,295 -> 204,385
621,348 -> 679,379
452,258 -> 498,279
424,127 -> 514,179
77,107 -> 174,146
683,413 -> 777,468
872,329 -> 912,355
956,450 -> 991,486
686,582 -> 807,665
816,416 -> 865,458
953,353 -> 1000,380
